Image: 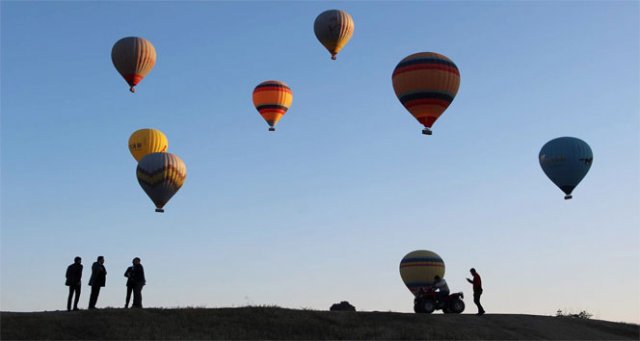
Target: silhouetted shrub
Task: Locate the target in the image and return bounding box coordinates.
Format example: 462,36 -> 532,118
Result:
556,309 -> 593,319
330,301 -> 356,312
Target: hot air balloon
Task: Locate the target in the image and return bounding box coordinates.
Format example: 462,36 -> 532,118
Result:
539,137 -> 593,200
399,250 -> 445,296
252,80 -> 293,131
313,9 -> 354,60
392,52 -> 460,135
128,128 -> 168,161
111,37 -> 157,93
136,152 -> 187,213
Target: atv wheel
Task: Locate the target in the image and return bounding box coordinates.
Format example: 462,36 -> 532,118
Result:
450,299 -> 465,314
422,300 -> 435,314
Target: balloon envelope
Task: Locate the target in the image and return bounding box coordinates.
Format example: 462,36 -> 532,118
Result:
399,250 -> 445,296
392,52 -> 460,135
136,152 -> 187,212
128,128 -> 168,161
252,80 -> 293,131
111,37 -> 157,93
313,9 -> 354,60
539,137 -> 593,199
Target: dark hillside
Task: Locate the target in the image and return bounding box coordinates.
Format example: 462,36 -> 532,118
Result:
1,307 -> 638,340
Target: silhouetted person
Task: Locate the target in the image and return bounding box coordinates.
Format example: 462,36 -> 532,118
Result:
130,257 -> 146,308
65,256 -> 83,311
433,275 -> 449,304
467,268 -> 485,315
124,264 -> 134,308
88,256 -> 106,309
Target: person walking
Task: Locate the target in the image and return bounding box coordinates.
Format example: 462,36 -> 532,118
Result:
124,264 -> 135,308
467,268 -> 485,315
130,257 -> 146,308
65,256 -> 83,311
88,256 -> 107,309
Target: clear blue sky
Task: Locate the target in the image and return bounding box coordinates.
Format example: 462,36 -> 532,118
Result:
1,1 -> 638,323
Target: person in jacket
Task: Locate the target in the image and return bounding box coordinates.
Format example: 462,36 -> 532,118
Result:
433,275 -> 450,304
65,256 -> 83,311
124,263 -> 135,308
467,268 -> 485,315
88,256 -> 107,309
130,257 -> 146,308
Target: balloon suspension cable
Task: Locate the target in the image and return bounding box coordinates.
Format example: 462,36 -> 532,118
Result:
269,127 -> 275,132
422,127 -> 433,135
155,208 -> 165,213
129,86 -> 136,93
564,195 -> 573,200
331,54 -> 337,60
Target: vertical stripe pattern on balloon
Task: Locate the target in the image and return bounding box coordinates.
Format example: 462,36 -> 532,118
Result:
111,37 -> 157,92
313,9 -> 354,60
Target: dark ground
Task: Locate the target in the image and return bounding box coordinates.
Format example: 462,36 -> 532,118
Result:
1,307 -> 638,340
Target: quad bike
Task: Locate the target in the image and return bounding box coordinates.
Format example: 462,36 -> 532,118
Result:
414,287 -> 465,314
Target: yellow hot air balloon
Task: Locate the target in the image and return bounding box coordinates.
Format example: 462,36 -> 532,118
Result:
392,52 -> 460,135
399,250 -> 445,296
252,80 -> 293,131
136,152 -> 186,213
111,37 -> 157,93
314,9 -> 354,60
128,128 -> 168,161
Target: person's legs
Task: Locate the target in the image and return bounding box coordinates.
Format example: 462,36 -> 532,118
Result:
67,286 -> 74,311
474,290 -> 485,314
125,286 -> 133,308
440,291 -> 449,306
89,286 -> 100,309
73,285 -> 81,310
132,284 -> 143,308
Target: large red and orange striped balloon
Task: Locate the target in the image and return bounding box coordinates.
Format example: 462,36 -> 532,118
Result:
392,52 -> 460,135
252,81 -> 293,131
314,9 -> 354,60
111,37 -> 157,93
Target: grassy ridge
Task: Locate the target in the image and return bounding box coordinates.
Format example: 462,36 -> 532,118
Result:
1,307 -> 638,340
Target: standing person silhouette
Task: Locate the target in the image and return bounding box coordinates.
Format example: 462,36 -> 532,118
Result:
124,263 -> 134,308
88,256 -> 107,309
467,268 -> 485,315
65,256 -> 83,311
130,257 -> 146,308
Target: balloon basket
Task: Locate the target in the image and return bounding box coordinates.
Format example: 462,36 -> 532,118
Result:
422,128 -> 432,135
269,127 -> 275,132
564,195 -> 573,200
155,208 -> 165,213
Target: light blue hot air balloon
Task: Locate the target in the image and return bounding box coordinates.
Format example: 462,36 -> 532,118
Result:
539,137 -> 593,200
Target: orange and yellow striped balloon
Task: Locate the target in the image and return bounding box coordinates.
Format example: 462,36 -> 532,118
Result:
314,9 -> 354,60
252,80 -> 293,131
399,250 -> 446,296
392,52 -> 460,135
128,128 -> 168,161
136,152 -> 186,213
111,37 -> 157,93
